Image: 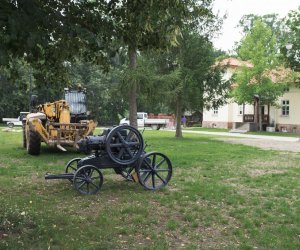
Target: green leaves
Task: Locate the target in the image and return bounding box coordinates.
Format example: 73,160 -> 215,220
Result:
233,17 -> 296,106
283,7 -> 300,71
238,19 -> 279,70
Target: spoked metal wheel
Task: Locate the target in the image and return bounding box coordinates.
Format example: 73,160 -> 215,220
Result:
73,165 -> 103,195
65,158 -> 82,183
105,125 -> 144,165
136,152 -> 172,190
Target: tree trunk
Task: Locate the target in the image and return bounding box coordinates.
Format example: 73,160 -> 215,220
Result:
253,102 -> 257,124
175,94 -> 183,138
258,105 -> 262,131
253,99 -> 260,131
267,104 -> 270,125
128,44 -> 138,128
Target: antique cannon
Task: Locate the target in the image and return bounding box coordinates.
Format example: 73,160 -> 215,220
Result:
45,125 -> 173,195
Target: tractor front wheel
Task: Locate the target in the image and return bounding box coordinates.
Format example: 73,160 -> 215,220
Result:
22,126 -> 26,148
26,130 -> 41,155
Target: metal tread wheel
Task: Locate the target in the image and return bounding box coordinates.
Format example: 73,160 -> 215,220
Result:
73,165 -> 103,195
136,152 -> 172,190
105,125 -> 144,165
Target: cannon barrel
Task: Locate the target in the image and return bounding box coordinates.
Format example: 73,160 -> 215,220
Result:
77,135 -> 105,153
77,127 -> 129,153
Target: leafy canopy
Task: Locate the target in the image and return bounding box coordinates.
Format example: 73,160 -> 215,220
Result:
232,19 -> 288,105
283,7 -> 300,72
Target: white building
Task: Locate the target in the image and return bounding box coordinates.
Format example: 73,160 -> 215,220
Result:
202,58 -> 300,133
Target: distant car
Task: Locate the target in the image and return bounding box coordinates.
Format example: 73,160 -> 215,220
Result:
2,112 -> 29,128
120,112 -> 168,130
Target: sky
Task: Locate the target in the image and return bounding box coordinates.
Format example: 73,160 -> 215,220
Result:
212,0 -> 300,52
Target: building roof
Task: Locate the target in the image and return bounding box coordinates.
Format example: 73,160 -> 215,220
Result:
250,67 -> 300,85
215,57 -> 253,69
262,67 -> 299,83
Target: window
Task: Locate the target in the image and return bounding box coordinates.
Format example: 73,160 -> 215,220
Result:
137,113 -> 144,119
238,105 -> 243,115
213,108 -> 218,115
281,100 -> 289,116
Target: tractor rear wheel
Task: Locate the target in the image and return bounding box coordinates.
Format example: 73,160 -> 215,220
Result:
26,130 -> 41,155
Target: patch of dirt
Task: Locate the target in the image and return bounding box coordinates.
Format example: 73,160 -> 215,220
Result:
1,128 -> 22,133
216,138 -> 300,152
247,158 -> 295,169
248,169 -> 286,177
46,160 -> 66,167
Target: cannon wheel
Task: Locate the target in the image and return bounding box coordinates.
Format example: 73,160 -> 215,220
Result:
65,158 -> 82,183
73,165 -> 103,195
105,125 -> 144,165
136,152 -> 172,190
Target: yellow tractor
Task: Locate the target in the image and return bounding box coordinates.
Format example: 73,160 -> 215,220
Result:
23,88 -> 96,155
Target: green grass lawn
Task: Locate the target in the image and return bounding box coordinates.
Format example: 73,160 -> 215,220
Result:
183,127 -> 230,132
1,128 -> 300,249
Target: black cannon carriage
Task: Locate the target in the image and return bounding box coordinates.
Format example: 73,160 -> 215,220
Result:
45,125 -> 173,195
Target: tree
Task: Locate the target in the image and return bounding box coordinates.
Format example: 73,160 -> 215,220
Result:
0,0 -> 114,87
120,52 -> 169,115
239,14 -> 283,35
66,60 -> 128,125
1,0 -> 219,130
232,19 -> 294,130
147,31 -> 228,138
107,0 -> 217,128
0,59 -> 32,119
282,7 -> 300,72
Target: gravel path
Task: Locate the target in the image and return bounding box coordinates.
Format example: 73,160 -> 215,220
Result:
215,137 -> 300,152
177,130 -> 300,152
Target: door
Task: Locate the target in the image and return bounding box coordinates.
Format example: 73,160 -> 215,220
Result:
137,113 -> 144,127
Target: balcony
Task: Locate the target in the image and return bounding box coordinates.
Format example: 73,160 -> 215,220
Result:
243,114 -> 254,122
243,114 -> 269,124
